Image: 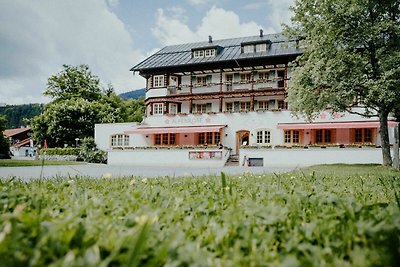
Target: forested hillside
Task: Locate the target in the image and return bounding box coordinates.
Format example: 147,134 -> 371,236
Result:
0,104 -> 44,128
119,88 -> 145,99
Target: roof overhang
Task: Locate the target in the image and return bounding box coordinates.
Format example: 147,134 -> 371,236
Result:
124,125 -> 226,135
277,121 -> 397,130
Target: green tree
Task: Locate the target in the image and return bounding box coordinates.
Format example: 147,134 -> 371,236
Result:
0,116 -> 10,159
45,64 -> 102,101
286,0 -> 400,166
124,96 -> 145,122
31,65 -> 134,147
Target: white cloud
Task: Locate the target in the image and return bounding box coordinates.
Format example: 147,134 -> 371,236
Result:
243,2 -> 267,10
0,0 -> 145,104
152,6 -> 273,46
186,0 -> 207,6
265,0 -> 295,31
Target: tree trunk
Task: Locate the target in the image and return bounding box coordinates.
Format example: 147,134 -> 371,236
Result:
394,123 -> 399,169
379,111 -> 393,166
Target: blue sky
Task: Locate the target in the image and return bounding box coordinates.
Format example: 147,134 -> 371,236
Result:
0,0 -> 294,104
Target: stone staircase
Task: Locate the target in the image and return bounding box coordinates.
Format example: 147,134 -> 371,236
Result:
225,154 -> 239,166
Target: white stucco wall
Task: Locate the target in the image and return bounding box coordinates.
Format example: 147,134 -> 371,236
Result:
95,122 -> 139,151
239,147 -> 392,167
108,148 -> 230,167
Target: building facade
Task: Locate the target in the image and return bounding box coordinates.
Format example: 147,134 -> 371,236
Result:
95,32 -> 396,167
3,127 -> 37,157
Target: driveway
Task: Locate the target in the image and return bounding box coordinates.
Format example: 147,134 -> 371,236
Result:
0,163 -> 297,181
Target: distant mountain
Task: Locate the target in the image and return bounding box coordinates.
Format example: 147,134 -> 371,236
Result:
119,88 -> 145,100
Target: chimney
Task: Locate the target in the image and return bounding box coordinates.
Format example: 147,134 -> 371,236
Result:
209,35 -> 212,43
260,29 -> 264,37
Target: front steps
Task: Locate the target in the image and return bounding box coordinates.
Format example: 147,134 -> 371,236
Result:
225,154 -> 239,166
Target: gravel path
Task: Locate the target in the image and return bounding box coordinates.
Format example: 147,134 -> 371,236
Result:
0,163 -> 298,181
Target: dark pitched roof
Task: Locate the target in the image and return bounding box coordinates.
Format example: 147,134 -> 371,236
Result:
131,33 -> 301,74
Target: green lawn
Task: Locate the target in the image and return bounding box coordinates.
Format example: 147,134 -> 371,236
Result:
1,165 -> 399,266
0,159 -> 84,167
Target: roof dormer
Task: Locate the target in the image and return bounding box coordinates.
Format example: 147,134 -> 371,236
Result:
191,45 -> 223,59
241,40 -> 271,53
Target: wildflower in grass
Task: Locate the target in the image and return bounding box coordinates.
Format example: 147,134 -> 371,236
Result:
141,178 -> 148,184
13,204 -> 25,216
101,173 -> 112,178
130,179 -> 136,186
0,221 -> 12,242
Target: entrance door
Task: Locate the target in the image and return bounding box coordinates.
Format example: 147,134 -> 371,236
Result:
236,130 -> 250,154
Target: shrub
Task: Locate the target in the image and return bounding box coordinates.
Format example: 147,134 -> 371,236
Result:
79,137 -> 107,163
42,147 -> 80,156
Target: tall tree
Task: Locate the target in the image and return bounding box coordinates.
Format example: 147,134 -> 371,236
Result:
0,116 -> 10,158
286,0 -> 400,166
31,65 -> 142,147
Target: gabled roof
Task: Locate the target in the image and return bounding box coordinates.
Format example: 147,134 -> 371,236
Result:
11,138 -> 32,148
131,33 -> 301,75
3,127 -> 31,137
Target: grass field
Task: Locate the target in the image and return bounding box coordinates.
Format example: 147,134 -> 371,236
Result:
1,165 -> 399,266
0,159 -> 84,167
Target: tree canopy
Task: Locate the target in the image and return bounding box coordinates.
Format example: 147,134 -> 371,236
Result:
0,115 -> 10,158
32,64 -> 145,147
0,104 -> 44,128
286,0 -> 400,166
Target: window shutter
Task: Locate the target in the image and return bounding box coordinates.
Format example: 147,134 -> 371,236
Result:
149,76 -> 153,89
206,103 -> 212,112
234,73 -> 240,81
206,75 -> 212,84
192,76 -> 196,84
192,104 -> 196,112
178,103 -> 181,113
254,100 -> 258,109
234,101 -> 240,112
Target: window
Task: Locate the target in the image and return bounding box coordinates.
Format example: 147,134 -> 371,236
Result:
111,134 -> 129,147
284,130 -> 300,144
205,49 -> 215,57
225,74 -> 233,83
198,132 -> 220,145
240,102 -> 251,112
153,103 -> 164,115
277,100 -> 287,110
243,45 -> 254,53
256,130 -> 271,144
240,73 -> 251,82
196,104 -> 207,113
153,75 -> 164,88
226,102 -> 233,112
169,103 -> 178,114
198,133 -> 205,144
258,101 -> 268,110
354,129 -> 372,143
155,133 -> 176,146
124,135 -> 130,146
315,129 -> 332,144
196,76 -> 207,85
193,49 -> 216,58
155,134 -> 161,145
242,42 -> 269,53
258,72 -> 269,81
194,103 -> 211,113
255,43 -> 267,52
